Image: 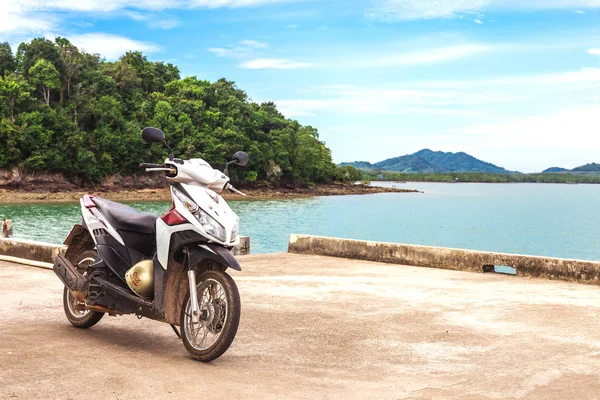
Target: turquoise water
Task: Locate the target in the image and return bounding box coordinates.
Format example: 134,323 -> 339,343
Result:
1,182 -> 599,260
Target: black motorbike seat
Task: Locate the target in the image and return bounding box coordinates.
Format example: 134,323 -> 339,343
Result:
92,197 -> 157,234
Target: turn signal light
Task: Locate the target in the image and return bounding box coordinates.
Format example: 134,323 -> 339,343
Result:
161,209 -> 187,226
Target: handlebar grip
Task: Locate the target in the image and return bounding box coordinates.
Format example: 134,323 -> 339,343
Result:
139,163 -> 164,169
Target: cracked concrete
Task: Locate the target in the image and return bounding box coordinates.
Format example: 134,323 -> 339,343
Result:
2,253 -> 600,399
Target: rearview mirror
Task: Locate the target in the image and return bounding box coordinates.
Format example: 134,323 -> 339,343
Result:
232,151 -> 249,166
142,127 -> 165,143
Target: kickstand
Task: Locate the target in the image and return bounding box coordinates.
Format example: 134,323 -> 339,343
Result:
170,324 -> 181,339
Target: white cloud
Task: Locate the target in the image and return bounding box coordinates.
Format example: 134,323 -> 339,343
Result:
367,0 -> 600,21
0,0 -> 294,39
209,39 -> 269,58
448,105 -> 600,171
273,67 -> 600,124
410,67 -> 600,89
273,84 -> 520,117
188,0 -> 293,7
348,44 -> 490,68
7,0 -> 290,13
576,9 -> 586,13
222,42 -> 490,71
69,33 -> 162,59
152,19 -> 181,29
474,19 -> 483,24
4,0 -> 177,14
240,58 -> 313,69
209,48 -> 232,57
0,2 -> 55,35
123,11 -> 181,29
292,68 -> 600,171
239,39 -> 269,48
588,48 -> 600,56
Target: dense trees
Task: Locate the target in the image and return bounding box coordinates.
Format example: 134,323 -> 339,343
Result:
0,38 -> 345,184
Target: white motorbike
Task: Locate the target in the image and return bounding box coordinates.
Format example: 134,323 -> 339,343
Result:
53,127 -> 248,361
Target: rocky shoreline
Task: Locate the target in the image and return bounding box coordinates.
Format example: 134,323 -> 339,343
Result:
0,183 -> 420,204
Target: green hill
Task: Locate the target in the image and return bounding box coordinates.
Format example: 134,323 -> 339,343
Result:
339,161 -> 375,170
411,149 -> 510,173
374,153 -> 438,173
341,149 -> 511,174
542,167 -> 569,173
572,163 -> 600,172
0,37 -> 341,185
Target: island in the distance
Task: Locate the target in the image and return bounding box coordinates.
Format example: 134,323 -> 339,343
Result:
341,150 -> 600,184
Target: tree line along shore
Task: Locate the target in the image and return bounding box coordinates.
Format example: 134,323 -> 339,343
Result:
363,171 -> 600,184
0,37 -> 365,188
0,184 -> 419,203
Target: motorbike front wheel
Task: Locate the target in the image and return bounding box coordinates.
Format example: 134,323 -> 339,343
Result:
180,270 -> 241,362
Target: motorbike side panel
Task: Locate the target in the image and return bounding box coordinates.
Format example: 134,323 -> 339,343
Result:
80,199 -> 125,246
156,218 -> 196,270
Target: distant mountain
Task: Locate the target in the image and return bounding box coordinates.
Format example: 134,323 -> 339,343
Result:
572,163 -> 600,172
339,161 -> 375,170
542,163 -> 600,174
341,149 -> 512,174
410,149 -> 510,173
542,167 -> 569,173
374,153 -> 438,173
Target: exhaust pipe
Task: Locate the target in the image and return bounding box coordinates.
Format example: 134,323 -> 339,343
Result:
53,253 -> 88,291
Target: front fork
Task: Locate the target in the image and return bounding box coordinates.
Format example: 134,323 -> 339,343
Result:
185,248 -> 203,325
187,269 -> 201,325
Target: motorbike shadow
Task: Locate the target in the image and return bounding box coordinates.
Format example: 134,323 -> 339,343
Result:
59,319 -> 186,356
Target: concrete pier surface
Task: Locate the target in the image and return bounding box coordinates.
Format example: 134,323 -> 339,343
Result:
2,253 -> 600,400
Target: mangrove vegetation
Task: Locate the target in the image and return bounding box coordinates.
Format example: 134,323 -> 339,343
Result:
363,170 -> 600,184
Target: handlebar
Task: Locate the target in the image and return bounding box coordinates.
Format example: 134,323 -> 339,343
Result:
139,163 -> 164,169
140,162 -> 177,175
226,183 -> 246,197
146,167 -> 177,172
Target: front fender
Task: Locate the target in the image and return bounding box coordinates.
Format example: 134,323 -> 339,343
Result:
187,244 -> 242,271
157,244 -> 241,325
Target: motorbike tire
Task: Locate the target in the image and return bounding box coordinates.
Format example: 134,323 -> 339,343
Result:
63,250 -> 104,329
180,270 -> 241,362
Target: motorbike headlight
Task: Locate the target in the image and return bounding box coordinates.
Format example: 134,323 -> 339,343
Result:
195,209 -> 227,242
173,187 -> 226,242
231,219 -> 239,242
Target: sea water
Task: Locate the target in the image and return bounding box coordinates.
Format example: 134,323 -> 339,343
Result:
1,182 -> 599,260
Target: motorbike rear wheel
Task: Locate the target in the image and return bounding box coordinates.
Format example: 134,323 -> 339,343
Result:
63,250 -> 104,329
180,270 -> 241,362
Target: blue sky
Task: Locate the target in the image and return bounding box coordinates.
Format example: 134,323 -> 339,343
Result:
2,1 -> 600,172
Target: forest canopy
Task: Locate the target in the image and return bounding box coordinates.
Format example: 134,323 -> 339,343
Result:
0,38 -> 348,184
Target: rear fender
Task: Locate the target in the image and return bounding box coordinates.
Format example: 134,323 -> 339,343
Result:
63,224 -> 95,263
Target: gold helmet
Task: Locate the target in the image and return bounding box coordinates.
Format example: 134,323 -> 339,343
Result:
125,259 -> 154,298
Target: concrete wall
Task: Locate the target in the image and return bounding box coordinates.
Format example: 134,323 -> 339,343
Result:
234,236 -> 250,256
0,236 -> 250,264
289,234 -> 600,285
0,238 -> 65,263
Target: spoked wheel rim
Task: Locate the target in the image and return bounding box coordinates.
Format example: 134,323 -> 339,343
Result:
66,256 -> 95,318
183,278 -> 229,351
